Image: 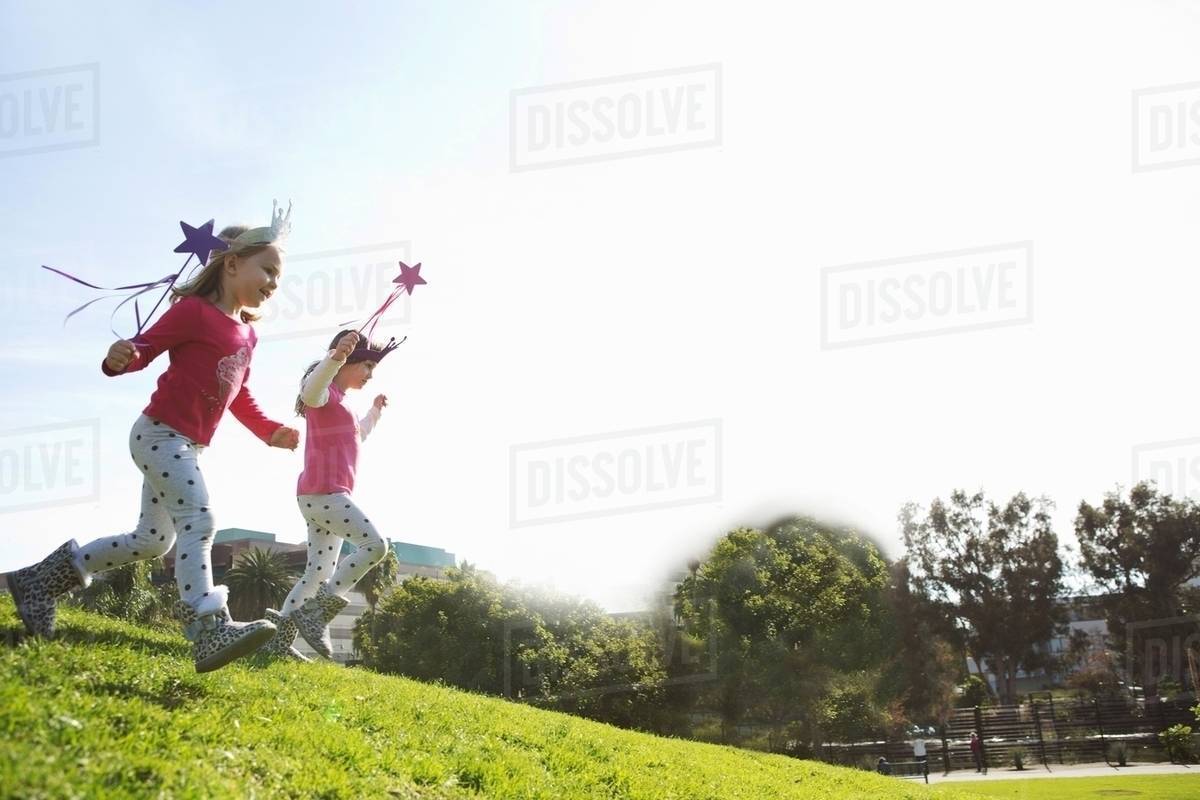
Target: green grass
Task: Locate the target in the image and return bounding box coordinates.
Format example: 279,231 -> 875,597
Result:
932,774 -> 1200,799
0,598 -> 984,799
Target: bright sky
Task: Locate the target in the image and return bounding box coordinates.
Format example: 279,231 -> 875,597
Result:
2,1 -> 1199,611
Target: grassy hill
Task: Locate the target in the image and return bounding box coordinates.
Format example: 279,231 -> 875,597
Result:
0,598 -> 983,799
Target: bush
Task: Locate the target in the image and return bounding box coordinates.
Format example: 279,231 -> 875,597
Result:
1011,746 -> 1028,770
957,675 -> 990,708
70,560 -> 176,628
819,674 -> 885,744
1159,724 -> 1193,763
356,567 -> 676,732
1066,660 -> 1123,699
1157,678 -> 1183,702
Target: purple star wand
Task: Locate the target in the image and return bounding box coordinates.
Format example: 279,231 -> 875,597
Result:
42,219 -> 228,341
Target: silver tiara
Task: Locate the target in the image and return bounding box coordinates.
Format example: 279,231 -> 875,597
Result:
231,198 -> 293,248
268,198 -> 293,241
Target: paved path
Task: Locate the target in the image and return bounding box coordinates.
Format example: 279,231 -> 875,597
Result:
926,761 -> 1196,784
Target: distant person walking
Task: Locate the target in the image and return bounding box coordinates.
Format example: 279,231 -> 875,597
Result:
912,736 -> 927,763
970,731 -> 984,773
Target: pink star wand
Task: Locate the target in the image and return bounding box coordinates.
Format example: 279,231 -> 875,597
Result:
353,260 -> 427,340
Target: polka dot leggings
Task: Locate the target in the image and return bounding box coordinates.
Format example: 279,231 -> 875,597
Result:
76,414 -> 216,607
282,493 -> 388,611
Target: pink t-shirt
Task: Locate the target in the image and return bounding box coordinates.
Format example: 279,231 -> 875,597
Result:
297,382 -> 361,496
101,296 -> 282,446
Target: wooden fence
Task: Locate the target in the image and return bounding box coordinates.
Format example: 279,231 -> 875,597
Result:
820,696 -> 1197,772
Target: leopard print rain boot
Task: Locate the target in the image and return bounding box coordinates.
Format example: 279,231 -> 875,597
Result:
258,608 -> 310,662
173,587 -> 276,673
6,539 -> 90,638
288,582 -> 347,659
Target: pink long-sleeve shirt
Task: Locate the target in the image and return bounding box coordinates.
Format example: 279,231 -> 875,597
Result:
295,355 -> 381,496
101,295 -> 283,446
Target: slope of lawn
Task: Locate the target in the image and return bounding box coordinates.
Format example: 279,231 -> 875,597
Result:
0,598 -> 986,799
932,774 -> 1200,799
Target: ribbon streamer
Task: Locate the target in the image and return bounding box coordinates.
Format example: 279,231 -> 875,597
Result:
341,260 -> 426,339
357,285 -> 405,340
42,217 -> 231,341
41,255 -> 200,342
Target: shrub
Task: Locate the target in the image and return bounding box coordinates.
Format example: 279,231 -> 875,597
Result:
956,675 -> 990,708
1159,724 -> 1193,763
70,560 -> 175,628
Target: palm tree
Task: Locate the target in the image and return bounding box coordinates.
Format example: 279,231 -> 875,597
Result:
354,549 -> 400,663
224,547 -> 295,620
359,549 -> 399,613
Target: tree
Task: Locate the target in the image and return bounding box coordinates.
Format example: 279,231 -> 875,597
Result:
820,672 -> 886,744
901,490 -> 1067,705
224,547 -> 295,620
1077,483 -> 1200,618
1076,483 -> 1200,694
536,614 -> 669,731
358,549 -> 399,614
878,560 -> 961,725
355,565 -> 522,694
673,517 -> 891,749
354,565 -> 674,731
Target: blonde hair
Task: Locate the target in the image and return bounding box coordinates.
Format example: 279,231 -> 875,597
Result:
171,225 -> 273,323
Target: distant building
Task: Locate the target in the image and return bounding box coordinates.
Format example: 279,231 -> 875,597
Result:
1047,595 -> 1110,665
965,595 -> 1111,694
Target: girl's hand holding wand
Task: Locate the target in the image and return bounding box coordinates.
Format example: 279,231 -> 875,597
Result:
331,331 -> 359,362
105,339 -> 139,372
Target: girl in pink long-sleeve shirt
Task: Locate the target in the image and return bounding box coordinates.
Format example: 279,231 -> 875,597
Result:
257,329 -> 394,660
6,210 -> 301,673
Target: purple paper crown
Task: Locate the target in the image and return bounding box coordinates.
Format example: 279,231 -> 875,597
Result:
347,336 -> 404,365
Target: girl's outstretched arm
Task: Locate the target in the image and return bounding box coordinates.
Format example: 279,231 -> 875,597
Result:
230,368 -> 288,445
298,354 -> 341,409
101,298 -> 197,376
359,394 -> 387,442
299,331 -> 357,408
